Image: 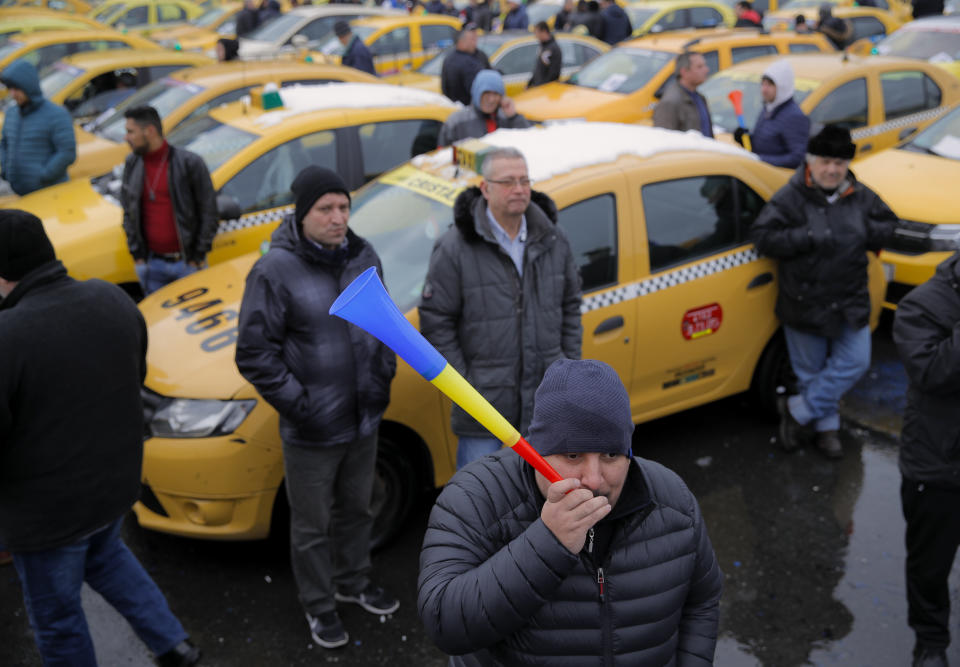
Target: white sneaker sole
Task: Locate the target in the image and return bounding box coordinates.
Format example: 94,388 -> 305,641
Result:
306,613 -> 348,649
334,592 -> 400,615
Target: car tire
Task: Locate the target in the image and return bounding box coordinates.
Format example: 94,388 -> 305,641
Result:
750,331 -> 796,417
371,433 -> 421,551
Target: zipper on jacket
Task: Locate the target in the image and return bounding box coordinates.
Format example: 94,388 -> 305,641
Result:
597,567 -> 605,602
587,527 -> 594,554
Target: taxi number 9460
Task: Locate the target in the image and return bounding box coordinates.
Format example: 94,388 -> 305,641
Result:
161,287 -> 238,353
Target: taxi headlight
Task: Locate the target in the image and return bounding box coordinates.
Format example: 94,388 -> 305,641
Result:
886,220 -> 960,254
149,398 -> 256,438
928,224 -> 960,251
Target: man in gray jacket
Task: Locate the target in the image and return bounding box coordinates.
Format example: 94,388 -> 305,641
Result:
418,359 -> 723,666
653,51 -> 713,136
419,147 -> 582,469
437,70 -> 532,146
235,166 -> 398,650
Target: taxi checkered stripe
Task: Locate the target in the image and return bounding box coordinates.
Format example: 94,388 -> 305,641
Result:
580,248 -> 760,314
851,106 -> 948,140
217,206 -> 293,235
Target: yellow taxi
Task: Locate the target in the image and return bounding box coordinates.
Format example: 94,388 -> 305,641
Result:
0,7 -> 114,36
514,29 -> 833,123
854,103 -> 960,308
764,4 -> 904,48
700,53 -> 960,160
315,14 -> 462,75
0,29 -> 158,79
0,0 -> 92,13
149,1 -> 241,52
775,0 -> 914,24
626,0 -> 736,38
871,15 -> 960,80
10,83 -> 456,295
384,31 -> 609,98
70,60 -> 379,180
132,122 -> 888,544
89,0 -> 205,34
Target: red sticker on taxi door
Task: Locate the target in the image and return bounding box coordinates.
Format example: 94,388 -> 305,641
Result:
681,304 -> 722,340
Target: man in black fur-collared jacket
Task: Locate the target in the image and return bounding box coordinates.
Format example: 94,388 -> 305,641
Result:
419,146 -> 582,470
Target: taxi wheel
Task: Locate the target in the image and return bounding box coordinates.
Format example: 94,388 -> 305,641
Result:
371,434 -> 421,551
751,331 -> 797,417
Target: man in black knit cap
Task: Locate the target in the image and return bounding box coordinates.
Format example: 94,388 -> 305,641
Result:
235,167 -> 398,650
0,209 -> 201,667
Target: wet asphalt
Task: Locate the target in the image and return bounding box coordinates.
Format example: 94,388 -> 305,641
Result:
2,321 -> 959,667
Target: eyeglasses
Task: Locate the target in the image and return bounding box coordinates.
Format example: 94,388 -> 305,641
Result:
486,177 -> 532,188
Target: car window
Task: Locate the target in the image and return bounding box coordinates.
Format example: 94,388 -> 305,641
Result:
158,3 -> 186,22
643,175 -> 741,271
558,40 -> 579,67
731,44 -> 778,64
143,65 -> 190,83
789,42 -> 823,53
421,24 -> 456,50
575,42 -> 603,65
735,178 -> 766,235
556,194 -> 618,292
370,27 -> 410,56
220,131 -> 338,215
700,49 -> 719,74
297,16 -> 343,43
48,0 -> 71,9
119,5 -> 149,25
24,42 -> 73,69
881,70 -> 942,120
849,16 -> 886,41
690,6 -> 723,28
809,77 -> 868,130
358,119 -> 443,180
73,39 -> 131,55
653,9 -> 687,32
494,43 -> 539,76
180,86 -> 252,125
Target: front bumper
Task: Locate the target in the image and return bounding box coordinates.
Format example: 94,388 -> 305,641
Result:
880,250 -> 953,308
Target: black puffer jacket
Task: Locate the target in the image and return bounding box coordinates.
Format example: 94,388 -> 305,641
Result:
0,262 -> 146,552
750,165 -> 896,337
419,188 -> 582,437
235,215 -> 396,447
441,48 -> 491,105
893,252 -> 960,489
418,449 -> 723,666
120,144 -> 218,264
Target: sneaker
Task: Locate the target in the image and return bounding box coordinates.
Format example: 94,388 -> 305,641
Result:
776,395 -> 812,452
306,611 -> 348,649
913,648 -> 948,667
816,430 -> 843,460
335,584 -> 400,615
156,639 -> 201,667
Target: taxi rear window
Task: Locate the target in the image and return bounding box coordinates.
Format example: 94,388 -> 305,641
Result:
572,48 -> 674,94
96,77 -> 206,143
167,116 -> 258,173
38,62 -> 85,100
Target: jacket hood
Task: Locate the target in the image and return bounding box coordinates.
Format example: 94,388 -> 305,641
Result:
1,59 -> 43,102
453,186 -> 558,241
763,60 -> 795,111
269,212 -> 364,266
0,260 -> 67,312
471,69 -> 505,109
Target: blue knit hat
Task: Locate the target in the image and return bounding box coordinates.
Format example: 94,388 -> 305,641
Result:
527,359 -> 634,457
471,69 -> 505,109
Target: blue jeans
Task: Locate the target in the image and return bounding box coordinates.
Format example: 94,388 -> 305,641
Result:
783,323 -> 871,432
456,436 -> 502,470
135,255 -> 197,295
12,518 -> 187,665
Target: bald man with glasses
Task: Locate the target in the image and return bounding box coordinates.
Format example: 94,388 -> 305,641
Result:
419,147 -> 583,469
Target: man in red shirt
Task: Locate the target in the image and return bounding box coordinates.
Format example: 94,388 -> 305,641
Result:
120,106 -> 218,295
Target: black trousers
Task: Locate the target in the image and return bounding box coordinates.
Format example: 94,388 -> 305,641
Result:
901,478 -> 960,651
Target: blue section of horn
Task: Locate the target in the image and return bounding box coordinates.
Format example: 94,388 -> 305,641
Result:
329,266 -> 447,381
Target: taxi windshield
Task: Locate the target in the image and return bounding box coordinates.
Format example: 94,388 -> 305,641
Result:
571,48 -> 673,94
319,25 -> 376,55
245,12 -> 301,42
700,72 -> 813,132
908,106 -> 960,160
625,7 -> 657,27
93,77 -> 207,143
166,115 -> 258,172
349,177 -> 455,312
0,40 -> 24,62
39,62 -> 86,100
875,28 -> 960,61
95,3 -> 127,23
194,5 -> 227,27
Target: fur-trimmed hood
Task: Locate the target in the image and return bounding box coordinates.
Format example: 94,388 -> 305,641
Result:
452,186 -> 558,243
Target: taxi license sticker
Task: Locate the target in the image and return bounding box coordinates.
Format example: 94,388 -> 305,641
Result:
662,358 -> 716,390
681,303 -> 722,340
379,165 -> 463,207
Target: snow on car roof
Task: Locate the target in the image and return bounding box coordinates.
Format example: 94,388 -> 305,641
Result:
254,83 -> 458,128
413,122 -> 755,183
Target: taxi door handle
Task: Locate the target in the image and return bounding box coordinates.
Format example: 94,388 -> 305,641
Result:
747,272 -> 773,290
898,127 -> 918,141
594,316 -> 624,335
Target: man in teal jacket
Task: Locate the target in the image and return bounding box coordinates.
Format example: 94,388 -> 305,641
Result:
0,59 -> 76,196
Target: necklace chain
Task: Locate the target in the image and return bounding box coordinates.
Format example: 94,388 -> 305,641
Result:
146,148 -> 168,202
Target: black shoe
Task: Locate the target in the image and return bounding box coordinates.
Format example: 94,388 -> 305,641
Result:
156,639 -> 200,667
335,583 -> 400,615
306,611 -> 349,649
913,648 -> 948,667
776,395 -> 811,452
816,430 -> 843,459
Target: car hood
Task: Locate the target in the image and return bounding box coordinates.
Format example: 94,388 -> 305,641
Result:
855,148 -> 960,224
141,252 -> 260,400
514,82 -> 625,121
13,178 -> 122,248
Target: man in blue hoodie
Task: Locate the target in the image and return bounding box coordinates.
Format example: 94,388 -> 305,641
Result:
734,60 -> 810,169
437,69 -> 531,146
0,59 -> 76,196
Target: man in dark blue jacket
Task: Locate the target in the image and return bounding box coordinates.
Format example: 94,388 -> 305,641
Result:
599,0 -> 632,44
735,60 -> 810,169
236,166 -> 398,651
503,0 -> 529,30
418,359 -> 722,666
440,23 -> 491,105
335,20 -> 376,76
0,60 -> 76,196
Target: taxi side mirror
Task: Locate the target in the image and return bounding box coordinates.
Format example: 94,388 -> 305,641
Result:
217,194 -> 242,221
291,34 -> 309,49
